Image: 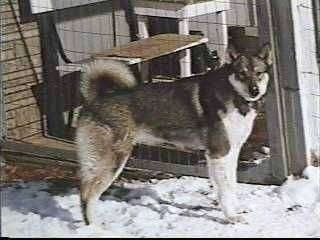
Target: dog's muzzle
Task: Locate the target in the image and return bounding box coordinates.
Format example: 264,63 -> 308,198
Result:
249,85 -> 260,98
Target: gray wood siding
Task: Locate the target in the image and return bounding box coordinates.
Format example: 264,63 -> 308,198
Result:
226,0 -> 256,27
189,13 -> 224,54
54,0 -> 256,64
55,1 -> 130,64
189,0 -> 257,58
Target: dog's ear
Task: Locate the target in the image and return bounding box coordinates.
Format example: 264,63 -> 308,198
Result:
257,43 -> 272,66
227,44 -> 240,61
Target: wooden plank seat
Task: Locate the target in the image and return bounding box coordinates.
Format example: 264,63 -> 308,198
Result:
56,33 -> 208,74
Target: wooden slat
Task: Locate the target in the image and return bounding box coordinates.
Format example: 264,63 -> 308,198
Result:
2,141 -> 77,163
94,34 -> 208,62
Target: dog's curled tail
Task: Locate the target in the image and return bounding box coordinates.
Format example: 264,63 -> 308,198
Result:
81,60 -> 137,103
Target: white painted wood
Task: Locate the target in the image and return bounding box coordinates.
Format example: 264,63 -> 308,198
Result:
137,15 -> 150,82
30,0 -> 53,14
29,0 -> 106,14
215,11 -> 228,65
291,0 -> 320,161
178,1 -> 230,18
137,15 -> 149,39
135,7 -> 178,19
179,18 -> 191,77
135,0 -> 230,19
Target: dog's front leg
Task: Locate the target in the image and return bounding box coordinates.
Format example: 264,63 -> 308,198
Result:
206,147 -> 244,224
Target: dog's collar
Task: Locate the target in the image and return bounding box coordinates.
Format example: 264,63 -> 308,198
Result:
233,92 -> 264,116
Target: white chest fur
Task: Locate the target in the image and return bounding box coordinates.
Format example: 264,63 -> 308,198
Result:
218,106 -> 257,147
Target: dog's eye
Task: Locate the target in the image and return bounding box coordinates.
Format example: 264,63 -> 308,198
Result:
237,73 -> 246,81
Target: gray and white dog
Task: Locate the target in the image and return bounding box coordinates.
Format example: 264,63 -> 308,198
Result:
76,44 -> 272,225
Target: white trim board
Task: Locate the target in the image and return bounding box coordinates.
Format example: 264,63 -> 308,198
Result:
135,0 -> 230,18
291,0 -> 320,161
29,0 -> 106,14
30,0 -> 53,14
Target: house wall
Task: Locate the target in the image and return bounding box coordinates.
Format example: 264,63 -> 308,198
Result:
55,1 -> 131,63
1,0 -> 43,141
291,0 -> 320,161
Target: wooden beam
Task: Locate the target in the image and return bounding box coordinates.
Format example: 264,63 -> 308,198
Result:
137,15 -> 150,82
2,140 -> 281,185
215,11 -> 228,65
256,0 -> 289,181
29,0 -> 107,14
38,15 -> 66,138
178,0 -> 230,18
257,0 -> 312,177
137,15 -> 149,39
134,0 -> 230,19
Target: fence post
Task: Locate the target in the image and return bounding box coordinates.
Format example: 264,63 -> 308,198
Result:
38,14 -> 66,138
256,0 -> 289,180
257,0 -> 316,176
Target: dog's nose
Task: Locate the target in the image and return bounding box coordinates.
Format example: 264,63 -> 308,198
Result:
249,86 -> 259,97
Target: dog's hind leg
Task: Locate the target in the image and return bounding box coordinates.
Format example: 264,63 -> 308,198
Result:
77,122 -> 132,225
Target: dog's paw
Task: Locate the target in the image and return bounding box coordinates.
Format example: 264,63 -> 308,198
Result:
226,215 -> 248,224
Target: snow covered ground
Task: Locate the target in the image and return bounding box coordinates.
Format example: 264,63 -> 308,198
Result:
1,166 -> 319,238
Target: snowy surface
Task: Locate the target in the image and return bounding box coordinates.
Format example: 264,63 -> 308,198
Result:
1,166 -> 319,238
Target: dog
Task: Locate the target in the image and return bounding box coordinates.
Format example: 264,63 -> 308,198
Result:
76,43 -> 272,225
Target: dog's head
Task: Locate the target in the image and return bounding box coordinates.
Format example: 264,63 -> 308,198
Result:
227,44 -> 273,101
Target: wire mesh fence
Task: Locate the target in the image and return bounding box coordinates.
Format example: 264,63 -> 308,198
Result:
1,0 -> 271,171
